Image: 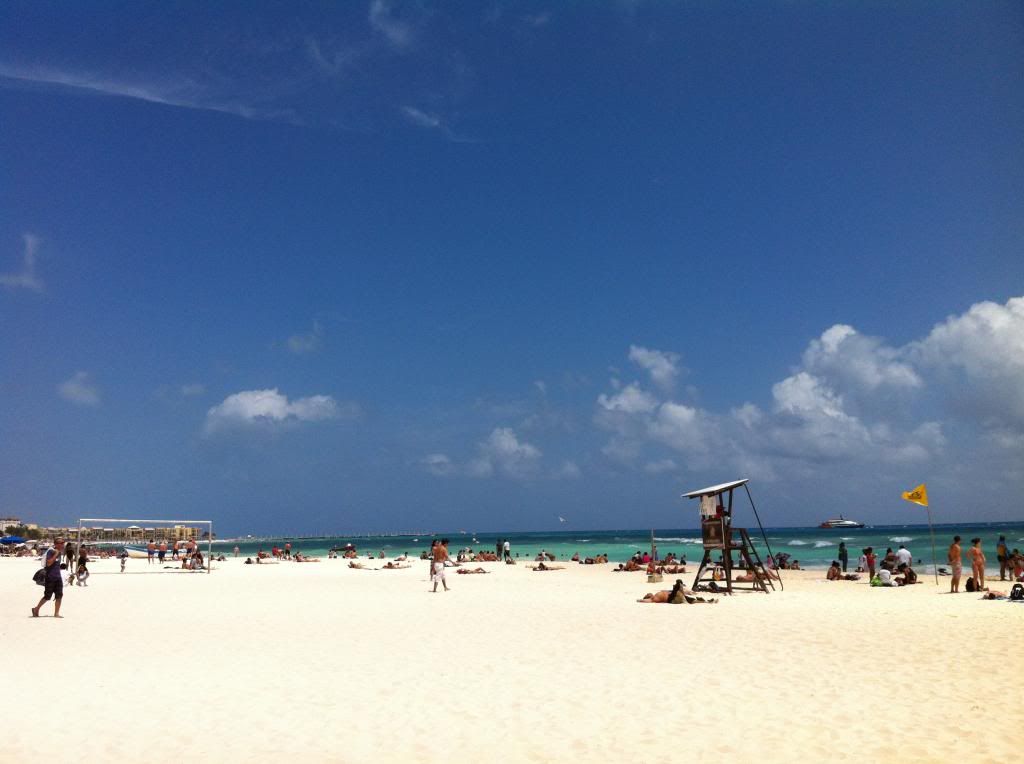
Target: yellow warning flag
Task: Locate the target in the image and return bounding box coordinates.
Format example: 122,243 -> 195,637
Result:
901,483 -> 928,507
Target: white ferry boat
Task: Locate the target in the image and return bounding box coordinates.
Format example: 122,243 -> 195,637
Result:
819,516 -> 865,529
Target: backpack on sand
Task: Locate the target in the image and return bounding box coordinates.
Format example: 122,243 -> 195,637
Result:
1010,583 -> 1024,601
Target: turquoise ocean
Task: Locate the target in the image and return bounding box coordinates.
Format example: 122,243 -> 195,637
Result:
212,521 -> 1024,571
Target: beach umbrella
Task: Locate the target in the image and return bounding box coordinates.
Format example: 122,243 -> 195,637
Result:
0,535 -> 26,544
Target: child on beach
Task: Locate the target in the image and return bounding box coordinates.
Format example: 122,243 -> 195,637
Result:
75,550 -> 89,586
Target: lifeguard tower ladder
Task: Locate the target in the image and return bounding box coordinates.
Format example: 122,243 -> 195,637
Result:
683,479 -> 781,595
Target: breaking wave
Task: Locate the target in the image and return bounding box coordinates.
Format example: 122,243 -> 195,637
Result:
654,537 -> 703,544
813,541 -> 835,548
788,540 -> 809,545
888,536 -> 914,543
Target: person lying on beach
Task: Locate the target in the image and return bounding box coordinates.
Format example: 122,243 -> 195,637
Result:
657,564 -> 687,574
244,557 -> 254,564
348,561 -> 367,569
294,553 -> 320,562
826,561 -> 861,581
637,579 -> 717,605
457,567 -> 488,574
530,562 -> 564,571
394,554 -> 408,561
381,561 -> 411,569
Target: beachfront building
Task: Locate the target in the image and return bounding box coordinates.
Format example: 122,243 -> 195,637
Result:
39,524 -> 209,542
1,516 -> 23,532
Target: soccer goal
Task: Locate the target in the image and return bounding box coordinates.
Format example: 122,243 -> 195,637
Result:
76,518 -> 214,574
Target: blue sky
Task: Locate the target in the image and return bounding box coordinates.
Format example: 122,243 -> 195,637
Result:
1,2 -> 1022,535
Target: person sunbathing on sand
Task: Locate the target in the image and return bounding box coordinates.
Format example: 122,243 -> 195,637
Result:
457,567 -> 488,574
531,562 -> 564,571
638,579 -> 717,604
348,561 -> 367,569
381,561 -> 411,569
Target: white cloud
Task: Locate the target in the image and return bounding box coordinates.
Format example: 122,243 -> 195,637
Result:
1,233 -> 44,292
628,345 -> 681,391
181,383 -> 205,397
772,372 -> 846,418
369,0 -> 415,49
911,296 -> 1024,423
477,427 -> 542,478
553,460 -> 581,479
802,324 -> 921,392
648,402 -> 705,453
287,321 -> 323,354
597,382 -> 657,414
0,64 -> 295,123
644,458 -> 677,474
523,12 -> 552,27
421,427 -> 542,480
58,371 -> 99,406
401,105 -> 441,129
421,453 -> 456,477
205,388 -> 355,433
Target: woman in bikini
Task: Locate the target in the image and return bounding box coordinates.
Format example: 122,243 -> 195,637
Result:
968,538 -> 986,591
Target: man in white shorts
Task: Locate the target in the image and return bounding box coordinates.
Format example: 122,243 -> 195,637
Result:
431,538 -> 450,592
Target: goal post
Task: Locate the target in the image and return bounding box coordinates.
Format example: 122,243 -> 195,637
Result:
76,518 -> 214,574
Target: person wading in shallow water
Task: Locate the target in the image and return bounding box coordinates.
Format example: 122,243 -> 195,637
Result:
32,548 -> 64,618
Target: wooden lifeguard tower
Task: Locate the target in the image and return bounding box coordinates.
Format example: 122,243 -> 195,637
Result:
682,478 -> 780,594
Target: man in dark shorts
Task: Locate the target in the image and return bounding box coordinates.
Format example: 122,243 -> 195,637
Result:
31,548 -> 64,618
997,535 -> 1009,580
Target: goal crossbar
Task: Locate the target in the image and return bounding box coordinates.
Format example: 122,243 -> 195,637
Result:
76,518 -> 214,574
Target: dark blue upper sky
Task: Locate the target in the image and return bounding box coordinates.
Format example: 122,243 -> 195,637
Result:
2,2 -> 1022,534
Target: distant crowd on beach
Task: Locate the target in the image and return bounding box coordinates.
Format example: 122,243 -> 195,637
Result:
24,530 -> 1024,620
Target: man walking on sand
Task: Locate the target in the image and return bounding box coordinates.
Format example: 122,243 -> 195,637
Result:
31,548 -> 64,618
432,538 -> 450,592
948,535 -> 963,593
503,538 -> 511,562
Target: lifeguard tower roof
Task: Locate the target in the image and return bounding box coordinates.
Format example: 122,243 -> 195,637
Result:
681,478 -> 749,499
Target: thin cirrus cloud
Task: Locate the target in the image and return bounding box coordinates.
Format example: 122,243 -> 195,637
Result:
368,0 -> 417,49
58,371 -> 100,406
287,321 -> 324,355
0,63 -> 299,124
1,233 -> 44,292
204,388 -> 358,434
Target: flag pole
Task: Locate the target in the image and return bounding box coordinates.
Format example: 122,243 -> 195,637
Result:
926,505 -> 939,586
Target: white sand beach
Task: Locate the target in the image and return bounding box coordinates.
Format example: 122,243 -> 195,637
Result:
4,556 -> 1022,762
